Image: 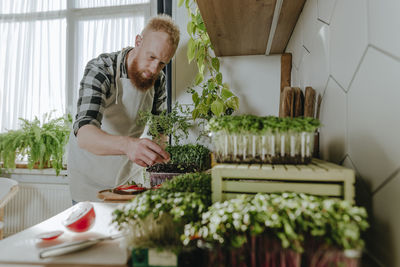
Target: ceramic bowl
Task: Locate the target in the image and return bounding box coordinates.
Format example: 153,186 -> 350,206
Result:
62,202 -> 96,232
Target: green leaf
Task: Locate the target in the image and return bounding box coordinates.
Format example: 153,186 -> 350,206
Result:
192,91 -> 199,105
207,80 -> 215,91
187,21 -> 194,35
192,108 -> 200,120
226,96 -> 239,111
221,88 -> 234,100
211,57 -> 220,72
197,61 -> 205,76
216,72 -> 223,84
194,72 -> 204,85
187,38 -> 196,63
178,0 -> 184,7
211,99 -> 224,117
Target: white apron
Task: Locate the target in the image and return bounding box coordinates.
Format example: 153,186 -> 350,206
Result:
68,48 -> 155,202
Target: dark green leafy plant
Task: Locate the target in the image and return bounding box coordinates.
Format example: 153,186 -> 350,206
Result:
178,0 -> 239,119
146,144 -> 211,173
112,173 -> 212,249
0,113 -> 72,175
162,173 -> 211,206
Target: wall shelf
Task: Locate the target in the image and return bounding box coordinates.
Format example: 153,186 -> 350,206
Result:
196,0 -> 306,56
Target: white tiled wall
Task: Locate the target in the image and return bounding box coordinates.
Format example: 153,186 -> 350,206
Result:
287,0 -> 400,266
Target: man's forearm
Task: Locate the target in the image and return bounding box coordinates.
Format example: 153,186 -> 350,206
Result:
75,124 -> 170,167
76,124 -> 130,155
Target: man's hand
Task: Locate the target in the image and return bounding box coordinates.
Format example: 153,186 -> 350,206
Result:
124,138 -> 170,167
76,125 -> 169,167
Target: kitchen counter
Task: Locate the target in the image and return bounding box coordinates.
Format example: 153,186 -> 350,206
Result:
0,202 -> 129,267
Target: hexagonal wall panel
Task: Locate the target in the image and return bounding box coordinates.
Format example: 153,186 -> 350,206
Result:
308,22 -> 330,96
330,0 -> 368,90
371,172 -> 400,266
317,0 -> 337,24
348,47 -> 400,192
285,13 -> 304,69
369,0 -> 400,59
302,0 -> 319,52
319,78 -> 347,164
298,49 -> 311,89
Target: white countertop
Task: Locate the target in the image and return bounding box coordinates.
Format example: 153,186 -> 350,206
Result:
0,202 -> 129,266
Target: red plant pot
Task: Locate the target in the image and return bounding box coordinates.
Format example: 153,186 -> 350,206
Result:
63,202 -> 96,233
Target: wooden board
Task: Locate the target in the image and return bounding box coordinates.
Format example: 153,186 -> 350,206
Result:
197,0 -> 277,56
280,86 -> 294,117
97,189 -> 137,203
293,87 -> 304,117
212,159 -> 355,203
270,0 -> 306,54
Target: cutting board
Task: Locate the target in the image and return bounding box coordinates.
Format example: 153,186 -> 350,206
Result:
97,189 -> 137,202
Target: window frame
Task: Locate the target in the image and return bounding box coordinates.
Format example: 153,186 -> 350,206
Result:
0,0 -> 157,125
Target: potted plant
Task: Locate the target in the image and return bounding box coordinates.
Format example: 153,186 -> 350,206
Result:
208,115 -> 320,164
0,113 -> 72,175
112,173 -> 212,266
182,192 -> 368,267
183,193 -> 303,267
297,194 -> 369,267
139,104 -> 211,186
178,0 -> 239,120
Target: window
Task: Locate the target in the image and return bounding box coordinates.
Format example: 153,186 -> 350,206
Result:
0,0 -> 155,132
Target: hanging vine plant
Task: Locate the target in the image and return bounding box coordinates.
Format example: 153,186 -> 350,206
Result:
178,0 -> 240,120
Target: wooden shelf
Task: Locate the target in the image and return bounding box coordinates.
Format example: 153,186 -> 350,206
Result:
196,0 -> 306,56
211,159 -> 355,203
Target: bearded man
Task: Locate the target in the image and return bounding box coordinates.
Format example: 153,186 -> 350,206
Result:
68,14 -> 180,202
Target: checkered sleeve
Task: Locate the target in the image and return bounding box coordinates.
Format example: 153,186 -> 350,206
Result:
151,71 -> 167,115
73,56 -> 113,135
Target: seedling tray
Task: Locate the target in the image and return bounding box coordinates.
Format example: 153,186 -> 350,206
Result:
211,158 -> 355,203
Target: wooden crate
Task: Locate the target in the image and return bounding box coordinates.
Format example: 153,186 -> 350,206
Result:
211,158 -> 355,203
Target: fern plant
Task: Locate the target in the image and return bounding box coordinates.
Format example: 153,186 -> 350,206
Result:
0,113 -> 72,175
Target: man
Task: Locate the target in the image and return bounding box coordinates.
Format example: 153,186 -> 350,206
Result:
68,14 -> 180,202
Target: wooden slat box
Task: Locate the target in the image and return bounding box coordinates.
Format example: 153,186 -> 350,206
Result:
211,158 -> 355,204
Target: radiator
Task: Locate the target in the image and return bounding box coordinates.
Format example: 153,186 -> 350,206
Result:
2,171 -> 72,237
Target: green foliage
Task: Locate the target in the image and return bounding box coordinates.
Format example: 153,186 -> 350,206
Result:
112,173 -> 212,249
166,144 -> 211,171
138,103 -> 192,145
178,0 -> 239,119
162,173 -> 211,205
182,193 -> 369,252
208,115 -> 321,134
0,113 -> 72,175
147,144 -> 211,173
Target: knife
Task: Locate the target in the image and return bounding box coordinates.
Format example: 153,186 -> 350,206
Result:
39,234 -> 123,258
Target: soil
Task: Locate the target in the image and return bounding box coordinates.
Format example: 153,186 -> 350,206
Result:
146,162 -> 204,173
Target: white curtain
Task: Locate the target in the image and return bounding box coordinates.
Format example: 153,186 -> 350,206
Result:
73,15 -> 146,115
0,0 -> 151,132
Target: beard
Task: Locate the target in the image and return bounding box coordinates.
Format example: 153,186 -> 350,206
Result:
127,57 -> 157,92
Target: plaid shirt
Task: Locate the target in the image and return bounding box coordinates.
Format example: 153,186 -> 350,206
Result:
73,47 -> 166,135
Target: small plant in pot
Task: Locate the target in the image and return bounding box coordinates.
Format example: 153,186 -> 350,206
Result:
208,115 -> 320,164
139,104 -> 211,187
297,194 -> 369,267
0,113 -> 72,175
182,193 -> 303,267
112,173 -> 211,252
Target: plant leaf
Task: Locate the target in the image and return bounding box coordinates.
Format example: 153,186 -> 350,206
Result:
216,72 -> 223,84
211,57 -> 220,72
221,88 -> 234,100
211,99 -> 224,117
194,72 -> 204,85
187,38 -> 196,63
